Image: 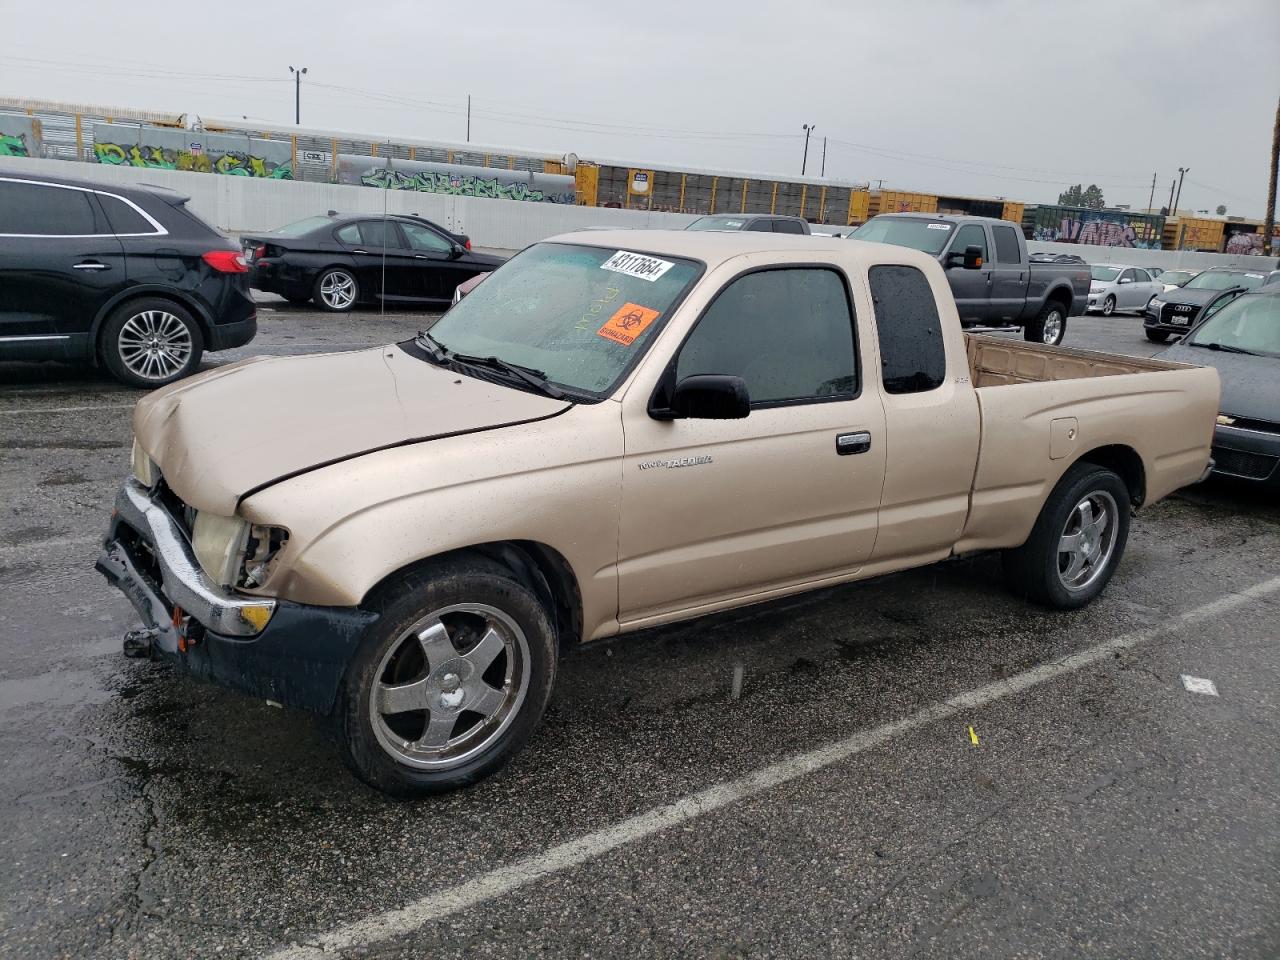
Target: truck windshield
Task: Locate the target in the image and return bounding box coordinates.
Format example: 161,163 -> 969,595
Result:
1184,271 -> 1266,291
1187,295 -> 1280,357
1090,266 -> 1122,282
850,218 -> 953,255
424,243 -> 702,397
686,215 -> 748,231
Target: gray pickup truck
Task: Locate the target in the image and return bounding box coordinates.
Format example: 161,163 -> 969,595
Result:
850,214 -> 1090,345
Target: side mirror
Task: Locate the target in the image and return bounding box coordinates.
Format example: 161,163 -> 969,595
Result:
945,245 -> 983,269
449,243 -> 465,259
1119,277 -> 1132,284
669,375 -> 750,419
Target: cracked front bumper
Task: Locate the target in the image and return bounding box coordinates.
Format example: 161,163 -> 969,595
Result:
96,477 -> 378,713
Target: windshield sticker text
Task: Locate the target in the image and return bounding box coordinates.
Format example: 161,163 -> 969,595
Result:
597,303 -> 661,346
576,285 -> 622,332
926,223 -> 952,230
601,250 -> 676,282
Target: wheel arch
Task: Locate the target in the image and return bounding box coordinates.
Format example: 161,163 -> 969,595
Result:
1074,444 -> 1146,507
91,287 -> 213,362
361,540 -> 585,656
1043,284 -> 1074,312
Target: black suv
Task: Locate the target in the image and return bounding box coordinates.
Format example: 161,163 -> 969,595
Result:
0,172 -> 256,387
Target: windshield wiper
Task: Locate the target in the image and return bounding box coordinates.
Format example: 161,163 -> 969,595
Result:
414,330 -> 450,365
449,352 -> 566,400
1202,342 -> 1260,356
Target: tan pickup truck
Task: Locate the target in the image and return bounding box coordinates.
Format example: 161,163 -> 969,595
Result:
97,230 -> 1219,795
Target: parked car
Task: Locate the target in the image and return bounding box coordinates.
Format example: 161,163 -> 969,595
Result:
685,213 -> 811,234
1153,268 -> 1200,292
99,230 -> 1217,795
1086,264 -> 1164,316
850,214 -> 1090,345
1142,267 -> 1269,342
1156,289 -> 1280,485
241,214 -> 503,312
0,172 -> 256,387
451,271 -> 490,305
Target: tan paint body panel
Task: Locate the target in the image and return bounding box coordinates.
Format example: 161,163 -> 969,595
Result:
130,230 -> 1220,645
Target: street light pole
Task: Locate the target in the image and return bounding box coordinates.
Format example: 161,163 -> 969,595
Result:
801,123 -> 815,175
1173,166 -> 1189,215
289,66 -> 308,125
820,136 -> 827,178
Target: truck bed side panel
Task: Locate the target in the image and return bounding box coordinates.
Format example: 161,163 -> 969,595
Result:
955,366 -> 1219,553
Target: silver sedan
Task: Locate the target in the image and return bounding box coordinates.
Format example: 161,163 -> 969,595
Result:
1086,265 -> 1165,316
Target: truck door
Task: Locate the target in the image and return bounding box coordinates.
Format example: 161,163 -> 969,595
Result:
988,223 -> 1027,324
942,223 -> 992,323
865,263 -> 981,564
617,265 -> 887,625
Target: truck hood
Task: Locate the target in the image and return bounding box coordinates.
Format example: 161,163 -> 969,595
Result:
133,345 -> 571,515
1157,342 -> 1280,423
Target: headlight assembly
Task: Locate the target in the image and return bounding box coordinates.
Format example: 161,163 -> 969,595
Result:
131,438 -> 158,488
191,512 -> 250,587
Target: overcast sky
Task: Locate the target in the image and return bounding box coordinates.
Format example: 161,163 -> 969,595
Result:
3,0 -> 1278,217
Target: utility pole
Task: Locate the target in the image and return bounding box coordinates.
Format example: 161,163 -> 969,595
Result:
1166,177 -> 1176,214
820,137 -> 827,178
466,95 -> 471,143
1173,166 -> 1189,215
801,123 -> 816,175
1265,93 -> 1278,256
289,66 -> 307,125
1147,172 -> 1156,213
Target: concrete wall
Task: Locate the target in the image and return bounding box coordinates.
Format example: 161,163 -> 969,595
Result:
3,156 -> 1277,271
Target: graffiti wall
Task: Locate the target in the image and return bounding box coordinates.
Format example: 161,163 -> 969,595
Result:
338,156 -> 575,203
0,115 -> 41,158
90,123 -> 293,178
1223,226 -> 1272,256
1030,205 -> 1165,249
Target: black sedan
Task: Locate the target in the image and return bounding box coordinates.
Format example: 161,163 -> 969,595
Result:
242,214 -> 503,312
0,171 -> 256,387
1142,267 -> 1269,343
1156,289 -> 1280,486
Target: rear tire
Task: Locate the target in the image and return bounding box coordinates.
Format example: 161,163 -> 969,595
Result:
1002,462 -> 1131,610
1101,295 -> 1116,316
100,298 -> 204,388
339,556 -> 558,797
1024,300 -> 1067,346
1144,329 -> 1170,343
314,268 -> 359,312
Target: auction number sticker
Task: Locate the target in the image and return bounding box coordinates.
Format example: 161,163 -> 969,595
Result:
601,250 -> 675,282
926,223 -> 952,230
597,303 -> 661,346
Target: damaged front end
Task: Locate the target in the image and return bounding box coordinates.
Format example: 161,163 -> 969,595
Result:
97,476 -> 377,714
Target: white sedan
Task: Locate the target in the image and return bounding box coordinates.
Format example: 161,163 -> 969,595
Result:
1086,265 -> 1165,316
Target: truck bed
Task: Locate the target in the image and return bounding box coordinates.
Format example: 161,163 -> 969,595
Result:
965,334 -> 1186,387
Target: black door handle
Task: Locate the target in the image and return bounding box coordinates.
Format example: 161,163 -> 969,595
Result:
836,431 -> 871,455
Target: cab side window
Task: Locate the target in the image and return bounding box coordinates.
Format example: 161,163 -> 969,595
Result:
949,224 -> 987,263
869,264 -> 946,395
992,225 -> 1022,264
675,268 -> 857,405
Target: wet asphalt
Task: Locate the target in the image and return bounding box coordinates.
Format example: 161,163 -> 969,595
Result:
1,304 -> 1276,959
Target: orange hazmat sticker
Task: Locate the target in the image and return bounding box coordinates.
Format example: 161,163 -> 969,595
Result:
597,303 -> 660,346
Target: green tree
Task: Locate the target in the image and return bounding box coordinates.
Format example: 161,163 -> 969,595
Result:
1216,204 -> 1227,215
1058,183 -> 1106,210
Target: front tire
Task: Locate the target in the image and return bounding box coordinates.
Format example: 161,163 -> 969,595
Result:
1002,462 -> 1131,610
314,268 -> 359,312
1024,301 -> 1067,346
1144,329 -> 1170,343
339,557 -> 558,797
100,298 -> 204,388
1101,295 -> 1116,316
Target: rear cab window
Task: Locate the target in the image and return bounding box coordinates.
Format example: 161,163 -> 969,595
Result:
868,264 -> 947,394
992,225 -> 1023,263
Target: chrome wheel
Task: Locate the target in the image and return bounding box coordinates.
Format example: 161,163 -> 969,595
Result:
1042,309 -> 1064,344
320,270 -> 356,310
1102,295 -> 1116,317
369,603 -> 530,770
117,310 -> 193,382
1057,490 -> 1118,591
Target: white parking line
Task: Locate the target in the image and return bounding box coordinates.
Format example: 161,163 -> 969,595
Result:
267,574 -> 1280,960
0,403 -> 136,415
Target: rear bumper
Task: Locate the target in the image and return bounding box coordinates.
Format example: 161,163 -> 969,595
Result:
96,478 -> 377,713
207,314 -> 257,351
